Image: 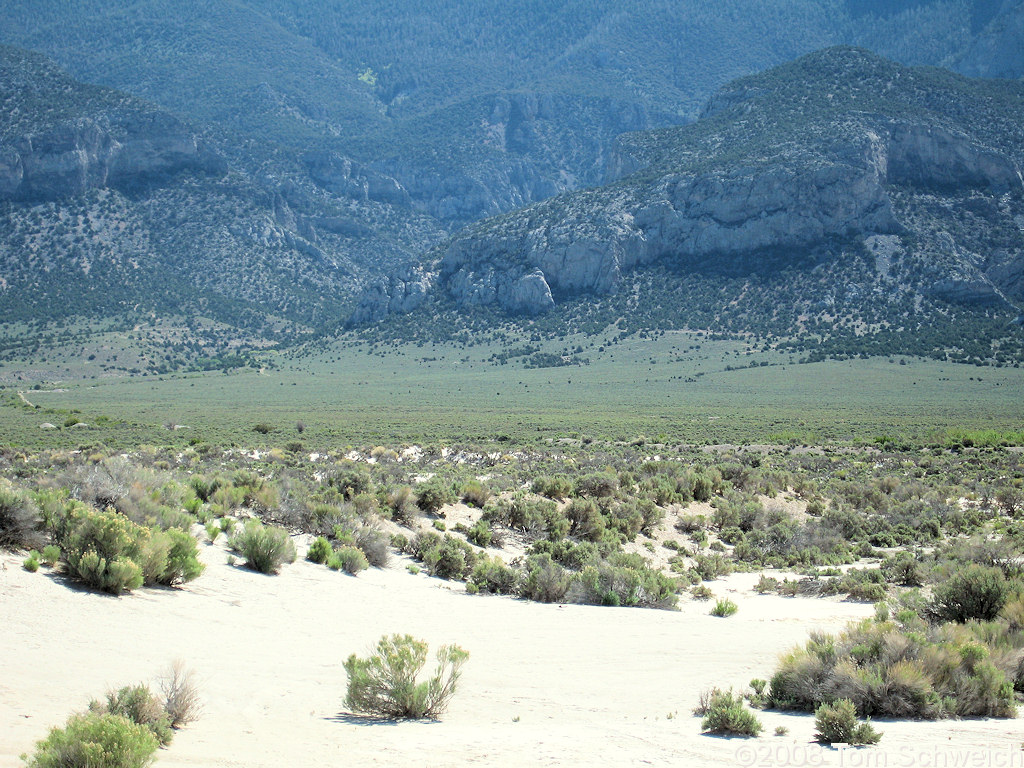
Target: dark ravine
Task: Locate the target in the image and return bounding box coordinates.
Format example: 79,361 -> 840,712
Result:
352,49 -> 1024,324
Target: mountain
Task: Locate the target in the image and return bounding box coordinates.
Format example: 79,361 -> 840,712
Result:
1,1 -> 1021,227
1,3 -> 1023,364
353,48 -> 1024,366
0,45 -> 444,356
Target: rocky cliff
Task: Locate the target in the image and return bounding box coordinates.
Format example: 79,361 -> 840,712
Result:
352,48 -> 1024,322
0,113 -> 224,201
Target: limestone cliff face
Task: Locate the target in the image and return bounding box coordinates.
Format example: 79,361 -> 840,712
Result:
353,116 -> 1023,319
0,112 -> 223,201
350,49 -> 1024,323
379,92 -> 654,224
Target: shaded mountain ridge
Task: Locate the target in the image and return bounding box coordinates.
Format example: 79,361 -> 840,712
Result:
353,48 -> 1024,329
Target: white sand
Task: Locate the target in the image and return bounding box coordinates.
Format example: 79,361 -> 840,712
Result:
2,545 -> 1019,767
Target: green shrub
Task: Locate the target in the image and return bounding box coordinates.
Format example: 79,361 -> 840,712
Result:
229,520 -> 296,574
469,556 -> 517,595
711,598 -> 738,617
518,553 -> 570,603
90,685 -> 173,746
387,486 -> 419,525
334,545 -> 369,574
419,534 -> 477,580
572,558 -> 679,609
699,688 -> 763,737
575,472 -> 619,498
466,519 -> 492,547
416,477 -> 456,514
40,544 -> 60,566
929,564 -> 1014,623
307,536 -> 332,564
204,521 -> 220,542
344,634 -> 469,719
814,699 -> 882,745
22,712 -> 158,768
0,482 -> 43,550
691,553 -> 733,581
23,551 -> 39,572
461,480 -> 491,508
531,475 -> 573,500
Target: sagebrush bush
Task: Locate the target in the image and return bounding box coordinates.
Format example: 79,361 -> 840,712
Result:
929,564 -> 1016,623
571,557 -> 679,609
90,685 -> 173,746
344,634 -> 468,719
461,479 -> 491,508
0,481 -> 43,550
711,598 -> 738,617
469,556 -> 517,594
159,660 -> 202,729
22,712 -> 158,768
307,536 -> 332,564
229,520 -> 296,574
768,616 -> 1019,719
518,553 -> 570,602
334,545 -> 369,574
699,688 -> 763,737
416,477 -> 456,513
814,699 -> 882,745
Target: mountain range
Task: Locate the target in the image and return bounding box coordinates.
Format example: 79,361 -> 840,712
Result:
1,1 -> 1023,365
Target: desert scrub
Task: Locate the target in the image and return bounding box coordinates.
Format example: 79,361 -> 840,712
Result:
814,699 -> 882,745
22,711 -> 159,768
229,519 -> 296,574
49,502 -> 203,594
89,685 -> 173,746
928,564 -> 1018,623
344,634 -> 469,719
159,660 -> 202,729
768,614 -> 1019,719
332,545 -> 369,574
697,688 -> 763,737
0,480 -> 43,550
306,536 -> 332,564
711,598 -> 738,617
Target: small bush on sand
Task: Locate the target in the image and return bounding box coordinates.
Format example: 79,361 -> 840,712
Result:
698,688 -> 763,737
416,477 -> 456,514
814,699 -> 882,745
461,480 -> 491,508
344,634 -> 469,719
307,536 -> 332,564
334,545 -> 369,574
229,520 -> 296,574
22,712 -> 158,768
158,660 -> 202,729
711,598 -> 738,617
90,685 -> 173,746
517,553 -> 570,603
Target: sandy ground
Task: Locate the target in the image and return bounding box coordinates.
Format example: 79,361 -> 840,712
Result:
2,542 -> 1020,767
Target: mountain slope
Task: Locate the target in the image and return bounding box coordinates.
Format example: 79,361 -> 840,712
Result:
0,45 -> 444,354
353,48 -> 1024,365
1,1 -> 1020,225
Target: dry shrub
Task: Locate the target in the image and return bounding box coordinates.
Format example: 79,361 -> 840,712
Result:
159,660 -> 202,729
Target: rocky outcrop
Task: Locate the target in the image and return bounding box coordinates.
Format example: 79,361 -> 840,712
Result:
886,123 -> 1022,193
0,113 -> 223,201
349,265 -> 434,324
304,151 -> 410,207
382,92 -> 654,223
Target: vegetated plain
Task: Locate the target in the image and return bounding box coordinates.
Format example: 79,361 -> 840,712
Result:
2,332 -> 1023,450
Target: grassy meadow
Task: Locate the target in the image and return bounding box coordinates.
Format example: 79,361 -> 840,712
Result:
1,330 -> 1022,450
